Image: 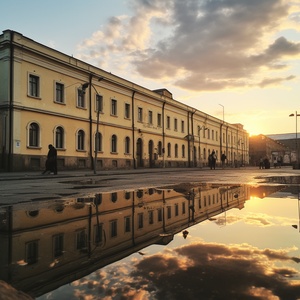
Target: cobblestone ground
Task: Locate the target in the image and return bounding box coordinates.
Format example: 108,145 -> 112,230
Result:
1,167 -> 300,205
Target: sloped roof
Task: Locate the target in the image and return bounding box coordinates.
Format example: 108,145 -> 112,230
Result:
267,133 -> 298,140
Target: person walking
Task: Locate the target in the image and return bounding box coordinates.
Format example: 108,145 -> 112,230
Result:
43,144 -> 57,175
221,153 -> 227,169
210,150 -> 217,170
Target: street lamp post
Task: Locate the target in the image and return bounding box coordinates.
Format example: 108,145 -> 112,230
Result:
219,104 -> 224,122
82,80 -> 103,174
198,125 -> 207,167
289,111 -> 300,169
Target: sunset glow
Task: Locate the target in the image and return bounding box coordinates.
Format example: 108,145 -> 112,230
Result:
3,0 -> 300,135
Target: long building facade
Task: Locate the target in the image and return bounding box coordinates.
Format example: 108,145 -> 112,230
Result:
0,30 -> 249,172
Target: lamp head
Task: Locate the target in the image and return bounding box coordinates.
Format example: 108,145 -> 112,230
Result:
82,83 -> 89,90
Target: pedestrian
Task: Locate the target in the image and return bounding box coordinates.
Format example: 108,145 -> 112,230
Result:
259,157 -> 264,169
273,156 -> 278,168
43,144 -> 57,175
208,154 -> 212,169
277,156 -> 282,168
264,157 -> 270,169
210,150 -> 217,170
221,153 -> 227,169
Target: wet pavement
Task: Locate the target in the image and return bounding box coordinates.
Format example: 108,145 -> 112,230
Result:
2,166 -> 300,299
1,166 -> 300,205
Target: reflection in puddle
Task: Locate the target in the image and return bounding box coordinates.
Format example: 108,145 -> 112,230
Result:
1,183 -> 300,299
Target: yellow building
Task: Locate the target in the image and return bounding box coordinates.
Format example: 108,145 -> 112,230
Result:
0,30 -> 249,172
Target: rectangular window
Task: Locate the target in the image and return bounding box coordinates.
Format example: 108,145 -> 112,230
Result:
96,94 -> 103,112
110,220 -> 118,237
94,224 -> 103,244
157,208 -> 163,222
26,241 -> 38,265
76,230 -> 87,250
138,107 -> 143,122
125,103 -> 130,119
166,116 -> 170,129
148,110 -> 153,125
77,89 -> 85,108
212,130 -> 215,141
148,211 -> 154,224
167,206 -> 172,219
53,234 -> 64,258
182,202 -> 186,214
125,216 -> 131,233
157,113 -> 162,127
138,213 -> 144,229
181,120 -> 185,133
29,74 -> 40,97
111,99 -> 117,116
175,204 -> 179,216
55,82 -> 64,103
174,118 -> 178,131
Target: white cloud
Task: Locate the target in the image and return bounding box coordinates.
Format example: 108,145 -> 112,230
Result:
76,0 -> 300,92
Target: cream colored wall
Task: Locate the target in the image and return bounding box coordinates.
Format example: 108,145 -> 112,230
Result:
1,30 -> 249,170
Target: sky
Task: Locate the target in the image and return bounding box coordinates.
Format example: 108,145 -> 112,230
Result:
2,0 -> 300,136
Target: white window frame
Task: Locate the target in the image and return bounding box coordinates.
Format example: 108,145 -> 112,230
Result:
28,73 -> 41,98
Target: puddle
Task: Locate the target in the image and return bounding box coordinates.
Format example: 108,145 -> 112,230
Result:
1,183 -> 300,299
257,175 -> 300,184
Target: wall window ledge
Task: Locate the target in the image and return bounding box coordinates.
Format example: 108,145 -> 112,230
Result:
27,95 -> 42,100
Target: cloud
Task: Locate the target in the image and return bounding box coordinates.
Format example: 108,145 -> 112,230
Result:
44,241 -> 300,299
258,75 -> 296,87
77,0 -> 300,92
129,242 -> 300,299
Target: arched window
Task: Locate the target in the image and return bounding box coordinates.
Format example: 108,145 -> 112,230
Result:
111,192 -> 118,203
125,136 -> 130,154
55,126 -> 64,149
95,132 -> 102,152
77,130 -> 85,150
182,145 -> 185,158
158,141 -> 162,156
111,134 -> 117,153
29,122 -> 39,147
175,144 -> 178,158
167,143 -> 171,157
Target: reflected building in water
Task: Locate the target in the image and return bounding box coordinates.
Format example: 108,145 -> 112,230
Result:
0,184 -> 283,297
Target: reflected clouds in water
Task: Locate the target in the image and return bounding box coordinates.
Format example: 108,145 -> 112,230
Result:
131,242 -> 300,299
44,241 -> 300,299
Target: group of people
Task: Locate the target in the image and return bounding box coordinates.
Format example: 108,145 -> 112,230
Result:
42,144 -> 57,175
259,156 -> 282,169
208,151 -> 227,170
